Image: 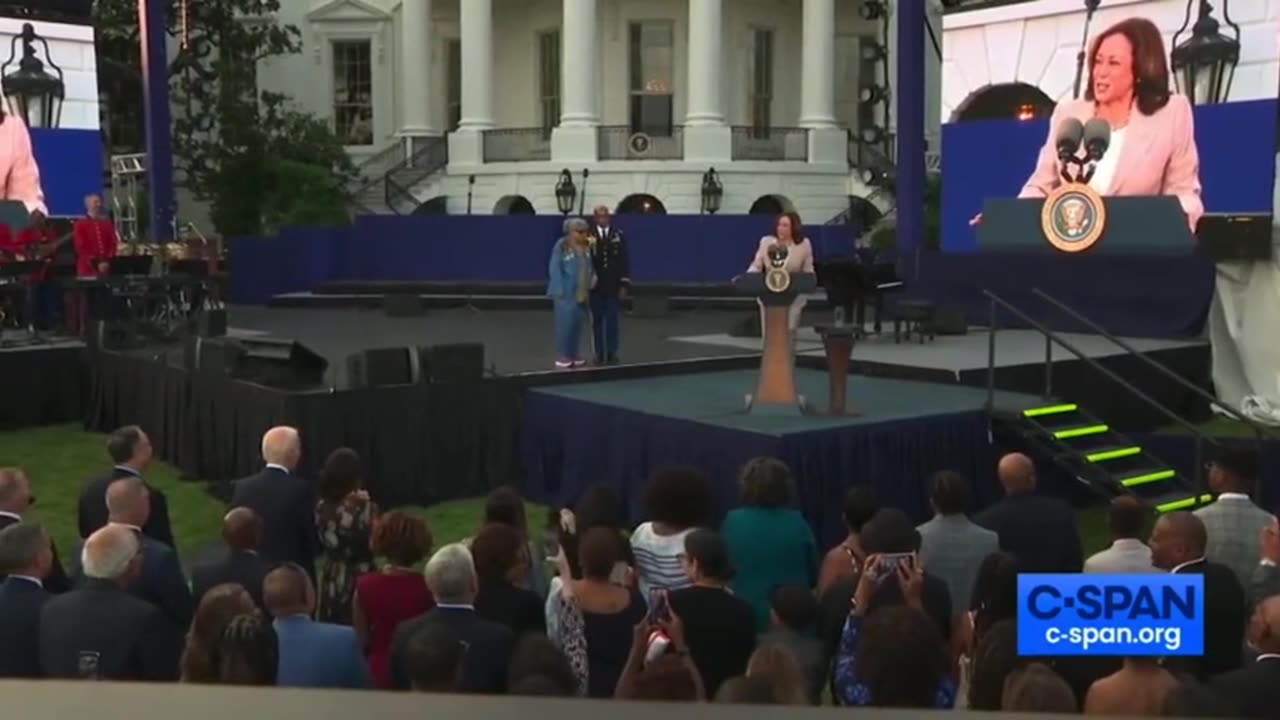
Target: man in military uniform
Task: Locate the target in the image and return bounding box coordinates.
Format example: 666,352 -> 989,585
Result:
588,205 -> 630,365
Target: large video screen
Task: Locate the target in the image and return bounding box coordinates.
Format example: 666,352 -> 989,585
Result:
0,15 -> 103,218
940,0 -> 1279,252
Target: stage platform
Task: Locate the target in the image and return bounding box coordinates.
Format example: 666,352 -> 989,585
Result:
521,368 -> 1045,545
0,337 -> 86,430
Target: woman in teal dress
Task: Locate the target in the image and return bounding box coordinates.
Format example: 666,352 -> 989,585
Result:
722,457 -> 818,632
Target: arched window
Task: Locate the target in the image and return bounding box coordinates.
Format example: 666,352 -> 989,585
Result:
951,83 -> 1056,123
748,194 -> 794,215
493,195 -> 537,214
616,194 -> 666,215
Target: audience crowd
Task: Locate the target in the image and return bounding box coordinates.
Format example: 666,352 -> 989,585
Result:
0,424 -> 1277,717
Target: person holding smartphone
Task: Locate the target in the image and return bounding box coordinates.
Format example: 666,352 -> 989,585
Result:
667,530 -> 756,697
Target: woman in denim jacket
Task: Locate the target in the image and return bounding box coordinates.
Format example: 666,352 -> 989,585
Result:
547,217 -> 596,368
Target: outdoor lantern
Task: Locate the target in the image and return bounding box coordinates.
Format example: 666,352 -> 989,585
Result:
859,0 -> 886,21
701,168 -> 723,215
1170,0 -> 1240,106
554,169 -> 577,215
1,23 -> 65,129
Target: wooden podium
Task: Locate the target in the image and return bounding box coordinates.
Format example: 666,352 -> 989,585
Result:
734,270 -> 816,414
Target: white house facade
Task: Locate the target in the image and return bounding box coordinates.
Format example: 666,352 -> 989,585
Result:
255,0 -> 946,220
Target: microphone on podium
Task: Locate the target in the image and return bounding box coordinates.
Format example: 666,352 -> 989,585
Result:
1055,118 -> 1085,183
1081,119 -> 1111,184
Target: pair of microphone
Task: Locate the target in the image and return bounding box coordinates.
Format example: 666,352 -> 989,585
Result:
1055,118 -> 1112,184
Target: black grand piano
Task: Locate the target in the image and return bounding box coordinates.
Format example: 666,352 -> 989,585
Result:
814,248 -> 902,337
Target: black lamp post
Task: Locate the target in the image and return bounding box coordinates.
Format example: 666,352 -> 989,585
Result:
554,168 -> 577,215
700,168 -> 723,215
2,23 -> 65,129
1171,0 -> 1240,106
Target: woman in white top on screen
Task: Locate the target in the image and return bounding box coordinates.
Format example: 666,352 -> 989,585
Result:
973,17 -> 1203,231
744,212 -> 815,333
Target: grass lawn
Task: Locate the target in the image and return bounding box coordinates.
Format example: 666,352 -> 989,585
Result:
1158,416 -> 1280,439
2,424 -> 1110,567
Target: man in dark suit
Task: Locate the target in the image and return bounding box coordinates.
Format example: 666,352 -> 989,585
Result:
72,477 -> 193,632
190,506 -> 271,609
1150,511 -> 1247,681
264,564 -> 370,689
588,204 -> 630,365
1209,595 -> 1280,718
229,426 -> 318,579
389,543 -> 513,692
0,521 -> 53,677
0,468 -> 69,593
975,453 -> 1083,573
77,425 -> 175,549
40,525 -> 180,681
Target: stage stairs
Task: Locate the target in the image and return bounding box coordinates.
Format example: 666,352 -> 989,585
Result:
997,402 -> 1211,513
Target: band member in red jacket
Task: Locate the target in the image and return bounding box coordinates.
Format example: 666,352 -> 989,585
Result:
69,193 -> 118,335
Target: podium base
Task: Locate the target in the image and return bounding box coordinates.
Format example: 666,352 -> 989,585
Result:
744,394 -> 810,416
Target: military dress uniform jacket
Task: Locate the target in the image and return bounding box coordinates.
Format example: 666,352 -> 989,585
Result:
589,225 -> 630,295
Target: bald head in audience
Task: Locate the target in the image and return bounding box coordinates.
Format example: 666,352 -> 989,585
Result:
81,524 -> 142,585
1149,511 -> 1207,571
997,453 -> 1036,495
263,563 -> 314,618
0,468 -> 32,515
261,427 -> 301,472
105,476 -> 151,528
223,507 -> 262,551
1247,596 -> 1280,654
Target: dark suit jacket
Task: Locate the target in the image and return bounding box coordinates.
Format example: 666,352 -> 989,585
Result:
77,467 -> 175,549
190,545 -> 271,609
274,615 -> 371,689
975,493 -> 1083,574
39,577 -> 180,681
71,530 -> 194,631
388,606 -> 514,692
229,467 -> 318,577
1167,559 -> 1246,681
1208,656 -> 1280,718
0,576 -> 50,677
0,513 -> 70,593
474,581 -> 546,638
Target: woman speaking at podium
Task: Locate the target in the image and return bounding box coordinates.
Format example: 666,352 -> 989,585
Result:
1017,17 -> 1203,231
744,212 -> 814,334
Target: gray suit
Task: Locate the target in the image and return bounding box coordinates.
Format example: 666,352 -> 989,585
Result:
918,514 -> 999,612
1250,562 -> 1280,607
1083,538 -> 1158,574
1196,495 -> 1275,589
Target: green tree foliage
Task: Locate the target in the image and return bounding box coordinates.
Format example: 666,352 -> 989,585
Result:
94,0 -> 356,235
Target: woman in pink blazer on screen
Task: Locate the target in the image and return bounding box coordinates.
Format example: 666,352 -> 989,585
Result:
0,108 -> 46,221
976,18 -> 1203,232
744,212 -> 814,333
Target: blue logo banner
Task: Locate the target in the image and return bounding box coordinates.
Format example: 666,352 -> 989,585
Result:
1016,574 -> 1203,657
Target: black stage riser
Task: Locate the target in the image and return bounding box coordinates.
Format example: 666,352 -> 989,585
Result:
315,281 -> 742,297
0,345 -> 85,430
267,294 -> 832,313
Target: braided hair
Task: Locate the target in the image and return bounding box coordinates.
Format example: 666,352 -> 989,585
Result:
210,613 -> 278,686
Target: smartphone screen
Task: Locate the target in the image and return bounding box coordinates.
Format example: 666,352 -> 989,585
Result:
869,552 -> 912,582
648,587 -> 668,623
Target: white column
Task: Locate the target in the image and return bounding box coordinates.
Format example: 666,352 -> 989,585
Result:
552,0 -> 600,162
449,0 -> 493,164
682,0 -> 730,162
399,0 -> 436,137
799,0 -> 844,164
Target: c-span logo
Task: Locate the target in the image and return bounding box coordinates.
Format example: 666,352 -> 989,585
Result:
1041,183 -> 1106,253
1016,574 -> 1203,656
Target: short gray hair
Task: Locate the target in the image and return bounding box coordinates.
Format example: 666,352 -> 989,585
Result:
0,521 -> 46,574
562,217 -> 589,235
105,476 -> 147,519
262,426 -> 301,466
423,543 -> 477,604
82,524 -> 140,580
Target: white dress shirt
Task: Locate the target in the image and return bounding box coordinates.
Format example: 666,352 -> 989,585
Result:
1088,126 -> 1128,193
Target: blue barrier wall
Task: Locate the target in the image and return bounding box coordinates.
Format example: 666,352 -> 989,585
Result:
230,214 -> 856,303
32,129 -> 104,217
941,99 -> 1278,252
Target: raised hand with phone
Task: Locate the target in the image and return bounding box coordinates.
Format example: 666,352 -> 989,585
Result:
852,552 -> 925,617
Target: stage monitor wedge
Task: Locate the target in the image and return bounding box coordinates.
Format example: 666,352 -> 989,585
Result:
420,343 -> 485,384
347,347 -> 419,388
234,337 -> 329,389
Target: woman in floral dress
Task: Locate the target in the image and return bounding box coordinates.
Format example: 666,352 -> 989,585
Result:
314,447 -> 377,624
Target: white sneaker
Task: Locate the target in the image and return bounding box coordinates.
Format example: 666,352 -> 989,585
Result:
554,360 -> 573,369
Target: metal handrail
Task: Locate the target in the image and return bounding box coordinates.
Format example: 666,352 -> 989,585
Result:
1031,288 -> 1270,441
985,289 -> 1218,495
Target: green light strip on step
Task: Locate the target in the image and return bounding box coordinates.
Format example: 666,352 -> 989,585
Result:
1053,424 -> 1108,440
1086,447 -> 1142,462
1023,404 -> 1078,418
1156,494 -> 1213,513
1120,470 -> 1176,487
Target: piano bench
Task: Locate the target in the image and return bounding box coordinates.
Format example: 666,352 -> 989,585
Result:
893,299 -> 936,344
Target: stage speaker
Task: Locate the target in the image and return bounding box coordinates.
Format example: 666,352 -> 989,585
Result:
346,347 -> 419,388
420,342 -> 485,384
384,294 -> 425,317
235,337 -> 329,388
183,336 -> 246,376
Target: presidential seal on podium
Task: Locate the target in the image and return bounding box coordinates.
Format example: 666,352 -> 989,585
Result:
1042,182 -> 1106,253
764,243 -> 791,292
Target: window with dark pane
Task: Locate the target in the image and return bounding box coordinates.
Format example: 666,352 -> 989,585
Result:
447,39 -> 462,131
539,30 -> 561,139
332,40 -> 373,146
749,28 -> 773,139
628,20 -> 674,136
